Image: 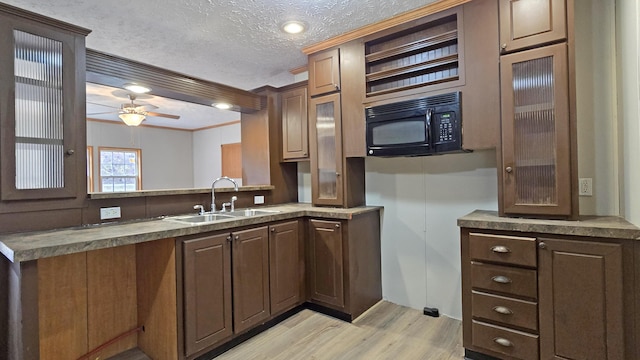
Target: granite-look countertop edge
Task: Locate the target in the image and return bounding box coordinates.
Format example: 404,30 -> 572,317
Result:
0,203 -> 383,263
88,185 -> 275,199
457,210 -> 640,240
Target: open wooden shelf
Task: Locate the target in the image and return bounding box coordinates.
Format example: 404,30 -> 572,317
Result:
365,30 -> 458,63
364,12 -> 460,98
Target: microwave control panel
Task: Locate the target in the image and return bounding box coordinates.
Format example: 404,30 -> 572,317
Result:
435,112 -> 456,143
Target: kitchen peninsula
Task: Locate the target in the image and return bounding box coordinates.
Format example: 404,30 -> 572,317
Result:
1,203 -> 382,359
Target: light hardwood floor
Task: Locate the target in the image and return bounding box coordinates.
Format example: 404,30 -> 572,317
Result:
214,301 -> 464,360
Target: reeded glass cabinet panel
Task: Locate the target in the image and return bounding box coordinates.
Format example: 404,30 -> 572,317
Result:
501,43 -> 571,215
310,93 -> 343,206
0,13 -> 86,201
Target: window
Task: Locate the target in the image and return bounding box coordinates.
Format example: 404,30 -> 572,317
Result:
87,146 -> 94,192
99,147 -> 141,192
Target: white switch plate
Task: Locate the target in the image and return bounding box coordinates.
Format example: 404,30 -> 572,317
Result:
254,195 -> 265,205
579,178 -> 593,196
100,206 -> 121,220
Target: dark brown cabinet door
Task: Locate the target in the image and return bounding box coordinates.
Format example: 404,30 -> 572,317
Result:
499,0 -> 566,53
282,86 -> 308,160
182,233 -> 232,357
309,93 -> 344,206
500,43 -> 573,216
0,9 -> 88,201
231,226 -> 270,334
538,238 -> 624,359
269,221 -> 302,315
308,219 -> 344,309
308,48 -> 340,97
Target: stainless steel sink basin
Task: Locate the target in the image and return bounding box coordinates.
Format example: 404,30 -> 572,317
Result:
225,209 -> 281,217
164,213 -> 235,224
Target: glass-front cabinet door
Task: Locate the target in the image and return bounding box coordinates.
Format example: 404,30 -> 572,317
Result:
500,43 -> 571,216
0,7 -> 89,201
309,93 -> 343,206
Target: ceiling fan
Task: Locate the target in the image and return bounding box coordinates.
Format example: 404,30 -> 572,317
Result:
88,94 -> 181,126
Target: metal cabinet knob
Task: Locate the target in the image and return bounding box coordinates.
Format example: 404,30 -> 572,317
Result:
538,242 -> 547,249
235,235 -> 239,240
226,235 -> 232,242
66,149 -> 75,155
501,43 -> 507,50
334,83 -> 340,90
505,166 -> 513,173
335,223 -> 340,228
271,228 -> 276,232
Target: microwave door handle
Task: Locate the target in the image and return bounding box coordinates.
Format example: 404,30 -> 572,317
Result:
425,108 -> 433,146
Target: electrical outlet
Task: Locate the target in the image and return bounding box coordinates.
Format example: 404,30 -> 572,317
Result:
579,178 -> 593,196
254,195 -> 265,205
100,206 -> 121,220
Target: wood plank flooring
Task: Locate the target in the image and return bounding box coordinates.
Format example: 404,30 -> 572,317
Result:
214,301 -> 464,360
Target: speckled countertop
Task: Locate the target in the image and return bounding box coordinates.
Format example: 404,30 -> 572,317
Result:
0,203 -> 382,263
458,210 -> 640,240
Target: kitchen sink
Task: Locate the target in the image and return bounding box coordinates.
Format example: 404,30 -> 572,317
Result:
164,213 -> 235,224
225,208 -> 281,217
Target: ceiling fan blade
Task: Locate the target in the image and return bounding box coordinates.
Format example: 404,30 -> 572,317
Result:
87,101 -> 120,109
87,110 -> 119,116
146,111 -> 180,119
132,102 -> 159,110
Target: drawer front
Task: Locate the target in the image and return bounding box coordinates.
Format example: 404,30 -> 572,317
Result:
472,291 -> 538,331
469,232 -> 537,267
471,262 -> 537,299
472,320 -> 539,360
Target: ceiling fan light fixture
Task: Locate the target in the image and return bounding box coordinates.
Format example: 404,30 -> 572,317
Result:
213,102 -> 233,110
282,20 -> 306,34
119,113 -> 146,126
123,83 -> 151,94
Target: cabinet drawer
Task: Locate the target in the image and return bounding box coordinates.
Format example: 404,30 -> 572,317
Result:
472,320 -> 539,360
469,233 -> 537,267
471,262 -> 537,299
471,291 -> 537,332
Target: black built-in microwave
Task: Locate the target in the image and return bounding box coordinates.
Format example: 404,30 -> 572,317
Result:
365,91 -> 467,157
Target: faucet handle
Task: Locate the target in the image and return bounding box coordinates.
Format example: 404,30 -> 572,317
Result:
221,202 -> 231,212
193,204 -> 205,215
230,196 -> 238,212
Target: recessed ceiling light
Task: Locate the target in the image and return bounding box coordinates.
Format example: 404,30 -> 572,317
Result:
213,103 -> 232,110
123,83 -> 151,94
282,21 -> 306,34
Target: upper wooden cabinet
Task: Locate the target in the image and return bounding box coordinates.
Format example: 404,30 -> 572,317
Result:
309,93 -> 344,207
0,4 -> 90,202
500,43 -> 573,217
281,84 -> 308,160
308,48 -> 340,97
499,0 -> 567,53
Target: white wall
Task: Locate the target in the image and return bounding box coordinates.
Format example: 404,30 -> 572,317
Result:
617,0 -> 640,225
575,0 -> 619,215
192,122 -> 242,187
86,121 -> 194,190
365,151 -> 498,320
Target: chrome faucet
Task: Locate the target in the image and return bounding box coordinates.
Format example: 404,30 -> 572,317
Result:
211,176 -> 239,212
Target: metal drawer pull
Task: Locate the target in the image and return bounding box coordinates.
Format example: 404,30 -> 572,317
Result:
492,306 -> 513,315
493,337 -> 513,347
491,245 -> 511,253
491,275 -> 512,284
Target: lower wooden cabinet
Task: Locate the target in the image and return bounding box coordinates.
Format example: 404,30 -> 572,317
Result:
461,228 -> 631,360
179,221 -> 304,359
307,212 -> 382,320
538,238 -> 624,360
182,233 -> 233,357
269,220 -> 304,315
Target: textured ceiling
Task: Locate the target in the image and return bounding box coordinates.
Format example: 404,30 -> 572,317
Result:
4,0 -> 438,90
